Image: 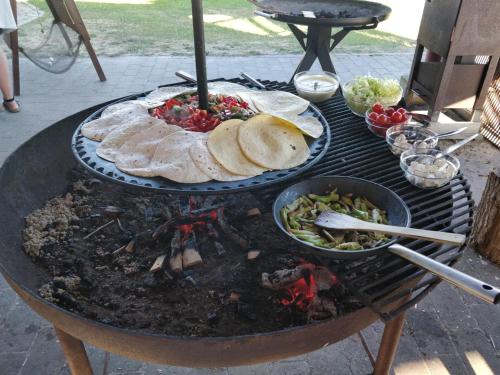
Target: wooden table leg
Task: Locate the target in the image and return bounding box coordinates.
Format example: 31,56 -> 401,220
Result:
373,295 -> 411,375
54,326 -> 94,375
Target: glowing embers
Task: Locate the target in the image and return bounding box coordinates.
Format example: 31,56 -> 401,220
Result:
262,260 -> 340,320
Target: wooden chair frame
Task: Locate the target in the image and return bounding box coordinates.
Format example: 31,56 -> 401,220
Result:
9,0 -> 106,95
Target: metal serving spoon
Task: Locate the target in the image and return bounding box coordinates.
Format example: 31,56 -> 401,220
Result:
315,211 -> 466,245
434,133 -> 480,159
315,211 -> 500,304
417,127 -> 467,146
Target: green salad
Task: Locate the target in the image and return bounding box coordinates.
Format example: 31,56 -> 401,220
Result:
342,76 -> 402,116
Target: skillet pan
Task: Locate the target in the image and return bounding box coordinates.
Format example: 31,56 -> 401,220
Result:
273,176 -> 500,304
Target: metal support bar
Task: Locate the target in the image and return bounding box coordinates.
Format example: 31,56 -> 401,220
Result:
373,294 -> 412,375
191,0 -> 208,110
54,326 -> 93,375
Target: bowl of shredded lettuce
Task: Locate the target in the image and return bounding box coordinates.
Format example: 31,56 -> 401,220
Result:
342,76 -> 403,117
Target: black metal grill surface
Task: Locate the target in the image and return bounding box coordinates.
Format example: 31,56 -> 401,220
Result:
255,80 -> 474,320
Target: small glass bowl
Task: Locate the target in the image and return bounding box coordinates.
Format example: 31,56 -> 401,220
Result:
293,71 -> 340,103
400,148 -> 460,189
386,124 -> 438,156
365,110 -> 411,138
341,80 -> 403,117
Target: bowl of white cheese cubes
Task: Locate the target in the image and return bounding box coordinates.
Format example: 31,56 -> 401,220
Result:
386,124 -> 438,156
400,148 -> 460,189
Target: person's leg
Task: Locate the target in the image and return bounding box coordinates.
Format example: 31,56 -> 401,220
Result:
0,47 -> 19,112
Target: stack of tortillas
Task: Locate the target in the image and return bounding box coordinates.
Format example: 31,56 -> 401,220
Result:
207,114 -> 310,176
79,84 -> 325,184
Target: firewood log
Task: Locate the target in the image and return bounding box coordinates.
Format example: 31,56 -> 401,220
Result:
169,230 -> 183,273
182,232 -> 203,268
469,168 -> 500,264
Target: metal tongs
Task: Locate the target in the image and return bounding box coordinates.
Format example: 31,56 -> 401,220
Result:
316,211 -> 500,304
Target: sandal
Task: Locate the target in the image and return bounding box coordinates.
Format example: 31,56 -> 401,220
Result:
3,97 -> 20,113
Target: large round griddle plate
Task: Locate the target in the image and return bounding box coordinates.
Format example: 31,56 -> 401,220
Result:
273,176 -> 412,260
71,87 -> 331,195
250,0 -> 391,26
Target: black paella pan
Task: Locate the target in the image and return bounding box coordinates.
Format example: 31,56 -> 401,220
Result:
273,176 -> 500,304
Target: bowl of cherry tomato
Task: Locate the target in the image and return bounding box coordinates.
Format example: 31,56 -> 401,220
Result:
365,103 -> 411,137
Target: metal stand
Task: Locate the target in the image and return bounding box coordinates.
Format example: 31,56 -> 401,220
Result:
287,23 -> 378,83
54,326 -> 93,375
373,294 -> 411,375
191,0 -> 208,110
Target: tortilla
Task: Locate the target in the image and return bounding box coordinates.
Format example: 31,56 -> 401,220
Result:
248,91 -> 309,115
96,117 -> 164,162
101,100 -> 159,118
234,91 -> 259,112
189,134 -> 249,182
208,81 -> 253,96
145,86 -> 195,104
149,131 -> 211,183
238,114 -> 310,170
114,123 -> 183,177
208,119 -> 267,176
269,112 -> 324,139
81,103 -> 150,142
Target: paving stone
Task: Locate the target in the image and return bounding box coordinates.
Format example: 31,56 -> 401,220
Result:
0,288 -> 17,315
0,352 -> 28,375
427,283 -> 479,331
448,328 -> 500,375
0,274 -> 10,290
424,354 -> 472,375
268,360 -> 311,375
20,326 -> 71,375
105,353 -> 145,375
0,304 -> 44,353
227,363 -> 270,375
405,309 -> 457,357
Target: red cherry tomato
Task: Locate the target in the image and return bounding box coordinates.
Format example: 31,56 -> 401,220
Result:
385,107 -> 395,117
368,112 -> 379,122
397,107 -> 407,115
372,103 -> 384,114
376,114 -> 389,125
401,113 -> 409,123
391,112 -> 403,123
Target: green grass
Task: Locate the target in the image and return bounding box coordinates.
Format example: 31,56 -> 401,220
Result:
21,0 -> 415,56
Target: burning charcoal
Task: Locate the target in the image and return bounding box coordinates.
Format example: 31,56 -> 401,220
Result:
207,312 -> 219,326
261,264 -> 315,290
236,301 -> 257,321
307,297 -> 337,320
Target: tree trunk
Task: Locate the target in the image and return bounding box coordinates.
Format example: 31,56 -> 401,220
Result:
469,168 -> 500,264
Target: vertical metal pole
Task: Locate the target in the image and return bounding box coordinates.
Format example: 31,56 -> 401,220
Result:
191,0 -> 208,110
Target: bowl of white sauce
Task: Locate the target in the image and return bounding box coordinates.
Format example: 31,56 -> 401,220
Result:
293,71 -> 340,103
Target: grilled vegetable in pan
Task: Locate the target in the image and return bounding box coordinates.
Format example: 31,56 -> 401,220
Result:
281,189 -> 391,250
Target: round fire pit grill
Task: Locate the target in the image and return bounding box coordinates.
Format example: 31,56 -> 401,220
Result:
0,79 -> 476,375
249,0 -> 392,81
